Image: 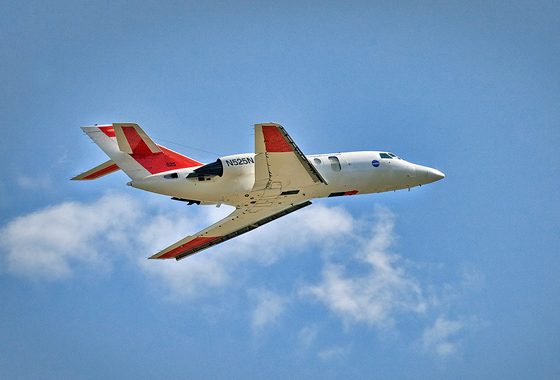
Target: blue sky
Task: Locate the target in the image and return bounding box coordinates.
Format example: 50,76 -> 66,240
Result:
1,1 -> 559,379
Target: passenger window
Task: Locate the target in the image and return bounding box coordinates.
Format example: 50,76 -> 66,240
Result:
379,153 -> 392,159
328,156 -> 341,172
314,158 -> 322,165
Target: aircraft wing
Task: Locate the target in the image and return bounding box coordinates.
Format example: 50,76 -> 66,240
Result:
253,123 -> 327,190
149,201 -> 311,260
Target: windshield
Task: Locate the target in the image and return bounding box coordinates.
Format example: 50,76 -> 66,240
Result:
380,152 -> 401,160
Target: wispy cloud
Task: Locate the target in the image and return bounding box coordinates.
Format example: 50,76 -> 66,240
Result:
419,316 -> 465,358
317,345 -> 350,362
17,174 -> 53,190
0,192 -> 141,279
136,203 -> 354,299
0,193 -> 482,359
297,325 -> 319,350
248,288 -> 290,330
300,207 -> 427,329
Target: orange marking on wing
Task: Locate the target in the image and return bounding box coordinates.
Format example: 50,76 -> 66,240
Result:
157,236 -> 221,259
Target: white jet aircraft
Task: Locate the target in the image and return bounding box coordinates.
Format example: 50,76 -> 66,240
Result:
73,123 -> 444,260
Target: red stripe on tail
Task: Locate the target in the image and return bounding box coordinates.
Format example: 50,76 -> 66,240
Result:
98,126 -> 116,138
122,126 -> 153,154
131,146 -> 202,174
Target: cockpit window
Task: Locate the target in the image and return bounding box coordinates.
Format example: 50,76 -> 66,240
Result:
164,173 -> 179,179
380,152 -> 402,160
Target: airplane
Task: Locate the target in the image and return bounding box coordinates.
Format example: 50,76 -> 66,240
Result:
73,123 -> 444,261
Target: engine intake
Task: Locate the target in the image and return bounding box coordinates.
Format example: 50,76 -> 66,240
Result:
187,154 -> 255,180
192,159 -> 223,177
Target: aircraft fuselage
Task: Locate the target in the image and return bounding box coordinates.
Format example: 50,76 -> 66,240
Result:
128,151 -> 444,208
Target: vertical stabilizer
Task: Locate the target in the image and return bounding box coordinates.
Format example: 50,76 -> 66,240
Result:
79,123 -> 202,180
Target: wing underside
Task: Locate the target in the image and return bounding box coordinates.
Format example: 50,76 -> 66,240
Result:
150,201 -> 311,260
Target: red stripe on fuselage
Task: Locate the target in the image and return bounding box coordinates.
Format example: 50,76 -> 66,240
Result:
83,164 -> 120,179
344,190 -> 358,196
262,126 -> 292,152
157,236 -> 222,259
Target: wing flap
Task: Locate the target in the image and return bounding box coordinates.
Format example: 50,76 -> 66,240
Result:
150,201 -> 312,260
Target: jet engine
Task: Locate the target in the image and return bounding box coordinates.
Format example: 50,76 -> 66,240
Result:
187,154 -> 255,180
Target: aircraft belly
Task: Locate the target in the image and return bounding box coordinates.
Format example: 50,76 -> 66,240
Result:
130,174 -> 254,205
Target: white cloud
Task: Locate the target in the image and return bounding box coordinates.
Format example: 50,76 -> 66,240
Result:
317,345 -> 350,362
137,255 -> 230,300
248,288 -> 289,330
420,316 -> 465,358
297,325 -> 319,349
17,174 -> 53,190
0,193 -> 482,360
213,203 -> 354,266
0,192 -> 141,279
460,263 -> 485,292
136,203 -> 354,299
300,208 -> 427,329
0,190 -> 353,288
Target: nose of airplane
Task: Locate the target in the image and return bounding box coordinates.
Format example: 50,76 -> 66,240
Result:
415,165 -> 445,184
427,167 -> 445,183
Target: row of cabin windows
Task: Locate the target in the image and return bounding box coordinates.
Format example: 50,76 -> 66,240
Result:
312,152 -> 400,172
313,156 -> 341,172
166,152 -> 401,179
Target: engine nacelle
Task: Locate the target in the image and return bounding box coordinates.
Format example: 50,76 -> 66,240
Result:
192,153 -> 255,179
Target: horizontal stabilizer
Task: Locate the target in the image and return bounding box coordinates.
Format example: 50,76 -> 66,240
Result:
71,159 -> 120,180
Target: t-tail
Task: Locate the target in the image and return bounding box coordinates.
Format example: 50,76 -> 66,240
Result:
72,123 -> 201,181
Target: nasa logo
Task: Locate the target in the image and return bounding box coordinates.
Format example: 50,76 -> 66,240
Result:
372,160 -> 380,167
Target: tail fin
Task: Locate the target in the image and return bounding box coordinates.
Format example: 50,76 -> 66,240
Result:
77,123 -> 202,180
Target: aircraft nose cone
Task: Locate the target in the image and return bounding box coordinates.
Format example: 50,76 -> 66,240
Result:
415,165 -> 445,185
427,168 -> 445,183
